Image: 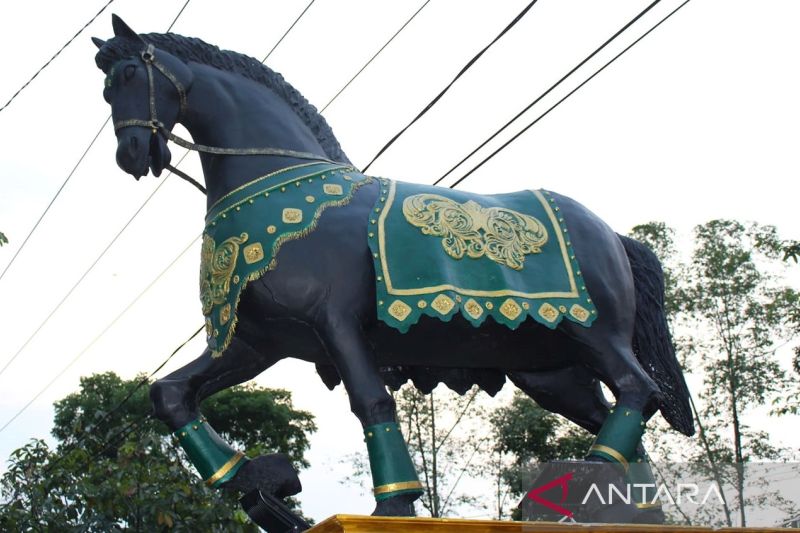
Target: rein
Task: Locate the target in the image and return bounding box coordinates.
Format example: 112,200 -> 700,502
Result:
113,44 -> 340,196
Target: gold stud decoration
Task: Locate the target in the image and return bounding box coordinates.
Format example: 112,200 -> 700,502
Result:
243,243 -> 264,264
323,183 -> 343,195
538,303 -> 559,323
282,208 -> 303,224
417,300 -> 427,309
499,298 -> 522,321
305,195 -> 315,203
388,300 -> 412,322
220,303 -> 231,325
266,225 -> 277,234
570,304 -> 590,322
464,298 -> 483,320
431,294 -> 455,315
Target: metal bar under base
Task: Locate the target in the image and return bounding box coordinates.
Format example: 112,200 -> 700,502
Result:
240,489 -> 310,533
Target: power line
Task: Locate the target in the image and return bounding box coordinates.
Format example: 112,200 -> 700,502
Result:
449,0 -> 693,189
0,0 -> 192,285
0,0 -> 117,115
0,116 -> 110,284
261,0 -> 317,63
42,325 -> 203,478
434,0 -> 662,186
166,0 -> 192,33
360,0 -> 540,173
0,151 -> 190,380
0,235 -> 200,435
0,0 -> 316,429
319,0 -> 432,114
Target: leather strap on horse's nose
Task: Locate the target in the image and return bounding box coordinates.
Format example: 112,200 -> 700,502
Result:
112,43 -> 343,196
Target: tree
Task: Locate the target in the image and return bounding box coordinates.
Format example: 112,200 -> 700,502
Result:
395,384 -> 488,518
490,391 -> 593,519
630,220 -> 800,526
0,231 -> 7,246
0,372 -> 315,531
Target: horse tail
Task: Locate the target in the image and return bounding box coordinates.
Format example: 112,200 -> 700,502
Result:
617,234 -> 695,436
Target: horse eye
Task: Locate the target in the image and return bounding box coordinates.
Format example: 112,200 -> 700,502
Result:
123,64 -> 136,81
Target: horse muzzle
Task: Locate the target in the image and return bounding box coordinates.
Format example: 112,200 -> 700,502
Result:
115,128 -> 172,180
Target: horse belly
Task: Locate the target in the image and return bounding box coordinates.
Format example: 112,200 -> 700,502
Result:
366,314 -> 581,372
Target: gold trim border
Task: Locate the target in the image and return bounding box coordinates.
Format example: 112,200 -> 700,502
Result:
589,444 -> 629,471
373,480 -> 423,495
206,163 -> 351,223
204,451 -> 246,486
377,182 -> 579,298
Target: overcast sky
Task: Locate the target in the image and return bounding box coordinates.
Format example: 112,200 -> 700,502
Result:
0,0 -> 798,521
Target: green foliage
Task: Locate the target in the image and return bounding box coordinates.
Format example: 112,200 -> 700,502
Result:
0,372 -> 315,531
0,231 -> 7,246
629,220 -> 800,526
489,391 -> 593,517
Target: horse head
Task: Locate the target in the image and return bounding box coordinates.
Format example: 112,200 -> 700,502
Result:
93,15 -> 194,180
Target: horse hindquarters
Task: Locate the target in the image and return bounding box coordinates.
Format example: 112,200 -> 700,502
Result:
547,193 -> 661,466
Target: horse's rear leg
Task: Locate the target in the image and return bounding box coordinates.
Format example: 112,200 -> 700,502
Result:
508,365 -> 611,435
562,321 -> 660,471
318,318 -> 423,517
149,340 -> 299,498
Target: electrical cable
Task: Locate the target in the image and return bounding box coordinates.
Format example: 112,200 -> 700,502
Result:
261,0 -> 317,63
0,234 -> 200,434
360,0 -> 540,173
319,0 -> 431,114
0,0 -> 315,435
42,325 -> 203,477
0,0 -> 117,114
0,0 -> 192,285
0,152 -> 189,380
433,0 -> 661,186
449,0 -> 693,189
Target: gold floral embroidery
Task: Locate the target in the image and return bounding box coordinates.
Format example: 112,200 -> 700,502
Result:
199,232 -> 248,315
402,194 -> 548,271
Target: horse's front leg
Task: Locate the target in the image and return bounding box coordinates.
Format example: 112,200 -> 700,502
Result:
318,316 -> 423,516
149,339 -> 300,498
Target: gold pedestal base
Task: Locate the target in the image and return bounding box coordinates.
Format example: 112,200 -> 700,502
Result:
309,514 -> 785,533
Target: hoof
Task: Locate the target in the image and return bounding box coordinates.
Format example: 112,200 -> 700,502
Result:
372,492 -> 418,517
221,453 -> 301,498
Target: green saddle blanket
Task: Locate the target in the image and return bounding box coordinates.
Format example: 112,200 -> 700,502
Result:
201,162 -> 369,356
367,180 -> 597,332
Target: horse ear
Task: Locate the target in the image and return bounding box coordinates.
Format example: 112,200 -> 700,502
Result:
91,37 -> 106,49
112,14 -> 144,44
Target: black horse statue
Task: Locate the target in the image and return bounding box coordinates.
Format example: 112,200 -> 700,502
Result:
93,15 -> 693,525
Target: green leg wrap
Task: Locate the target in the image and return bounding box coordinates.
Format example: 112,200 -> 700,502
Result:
587,407 -> 645,470
364,422 -> 423,502
627,450 -> 661,509
174,417 -> 248,489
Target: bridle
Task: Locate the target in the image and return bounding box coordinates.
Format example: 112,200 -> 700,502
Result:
112,44 -> 340,195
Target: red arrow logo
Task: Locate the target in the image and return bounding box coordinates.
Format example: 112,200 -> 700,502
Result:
525,471 -> 574,518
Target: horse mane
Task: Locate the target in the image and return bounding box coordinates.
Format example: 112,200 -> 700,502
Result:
95,33 -> 351,164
